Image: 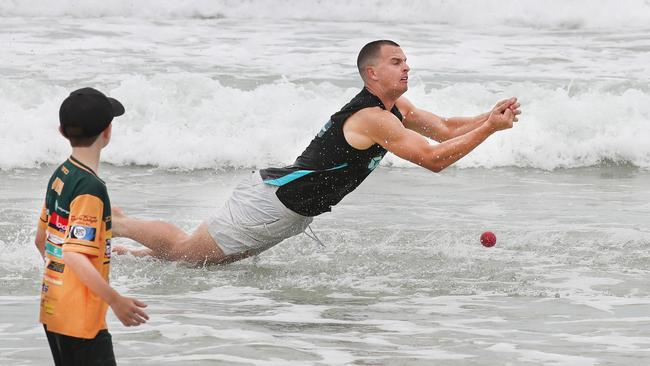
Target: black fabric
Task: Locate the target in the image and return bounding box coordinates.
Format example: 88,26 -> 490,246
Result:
44,325 -> 116,366
260,88 -> 403,216
59,87 -> 125,138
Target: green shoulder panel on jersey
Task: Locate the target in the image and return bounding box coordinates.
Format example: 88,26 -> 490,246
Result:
70,174 -> 108,202
45,158 -> 111,225
66,160 -> 111,222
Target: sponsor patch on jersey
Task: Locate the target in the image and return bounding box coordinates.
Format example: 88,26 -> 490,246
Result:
46,260 -> 65,273
51,177 -> 64,195
46,232 -> 64,245
61,165 -> 69,175
41,283 -> 49,293
69,225 -> 96,241
44,274 -> 63,286
71,214 -> 98,225
54,200 -> 70,215
48,212 -> 68,233
45,242 -> 63,258
44,302 -> 55,314
104,239 -> 112,258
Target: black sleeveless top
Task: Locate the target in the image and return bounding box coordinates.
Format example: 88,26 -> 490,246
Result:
259,88 -> 403,216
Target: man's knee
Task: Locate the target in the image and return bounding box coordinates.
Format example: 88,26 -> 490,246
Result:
171,224 -> 225,262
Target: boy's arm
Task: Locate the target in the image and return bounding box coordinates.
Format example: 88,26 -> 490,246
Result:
35,227 -> 46,258
63,251 -> 149,327
35,203 -> 47,258
63,193 -> 148,327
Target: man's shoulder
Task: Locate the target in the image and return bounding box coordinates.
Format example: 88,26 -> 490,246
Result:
344,106 -> 405,148
348,106 -> 402,128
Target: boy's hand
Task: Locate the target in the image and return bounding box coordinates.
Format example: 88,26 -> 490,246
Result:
110,295 -> 149,327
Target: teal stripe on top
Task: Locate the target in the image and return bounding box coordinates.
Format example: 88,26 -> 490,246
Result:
46,242 -> 63,258
264,163 -> 348,187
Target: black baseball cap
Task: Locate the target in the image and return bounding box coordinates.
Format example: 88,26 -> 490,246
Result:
59,87 -> 125,138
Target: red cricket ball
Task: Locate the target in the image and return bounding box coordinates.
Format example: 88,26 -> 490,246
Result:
480,231 -> 497,247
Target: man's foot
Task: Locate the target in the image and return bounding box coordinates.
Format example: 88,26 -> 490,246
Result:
112,245 -> 153,258
111,206 -> 128,237
112,206 -> 126,219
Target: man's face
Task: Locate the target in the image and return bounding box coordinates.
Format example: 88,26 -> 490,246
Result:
372,45 -> 410,95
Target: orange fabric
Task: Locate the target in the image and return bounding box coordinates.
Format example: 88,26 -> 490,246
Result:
63,195 -> 103,256
51,177 -> 64,195
40,194 -> 111,339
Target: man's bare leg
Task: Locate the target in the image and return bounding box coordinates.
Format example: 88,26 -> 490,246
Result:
111,208 -> 230,264
112,245 -> 152,258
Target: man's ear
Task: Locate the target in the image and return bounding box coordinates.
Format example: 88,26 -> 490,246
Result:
366,66 -> 379,81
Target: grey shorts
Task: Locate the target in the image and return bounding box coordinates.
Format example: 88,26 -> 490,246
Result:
207,172 -> 313,256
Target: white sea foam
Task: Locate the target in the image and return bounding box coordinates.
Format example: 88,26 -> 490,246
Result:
2,3 -> 648,172
2,0 -> 650,29
1,75 -> 649,171
2,6 -> 650,364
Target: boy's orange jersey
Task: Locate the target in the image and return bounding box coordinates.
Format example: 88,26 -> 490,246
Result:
38,157 -> 112,338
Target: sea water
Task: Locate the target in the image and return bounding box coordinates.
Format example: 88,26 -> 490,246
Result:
1,1 -> 650,365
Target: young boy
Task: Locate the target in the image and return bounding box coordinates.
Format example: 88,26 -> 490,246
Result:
34,87 -> 149,366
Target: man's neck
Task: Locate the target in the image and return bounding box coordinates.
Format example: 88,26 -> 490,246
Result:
364,83 -> 400,111
70,146 -> 101,174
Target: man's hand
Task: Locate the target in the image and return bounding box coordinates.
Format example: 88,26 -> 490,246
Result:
486,97 -> 520,131
492,98 -> 522,122
109,295 -> 149,327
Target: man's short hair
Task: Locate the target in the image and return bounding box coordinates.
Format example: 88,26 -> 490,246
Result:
356,40 -> 400,79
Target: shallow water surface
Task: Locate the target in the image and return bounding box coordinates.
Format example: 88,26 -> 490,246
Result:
2,166 -> 650,365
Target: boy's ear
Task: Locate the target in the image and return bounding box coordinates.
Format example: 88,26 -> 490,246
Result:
102,123 -> 112,139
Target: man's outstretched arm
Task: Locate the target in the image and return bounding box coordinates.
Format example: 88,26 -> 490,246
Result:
396,96 -> 520,142
348,98 -> 518,173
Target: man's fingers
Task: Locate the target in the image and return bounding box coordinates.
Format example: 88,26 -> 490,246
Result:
494,97 -> 516,113
509,103 -> 520,111
494,99 -> 513,111
495,98 -> 510,108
